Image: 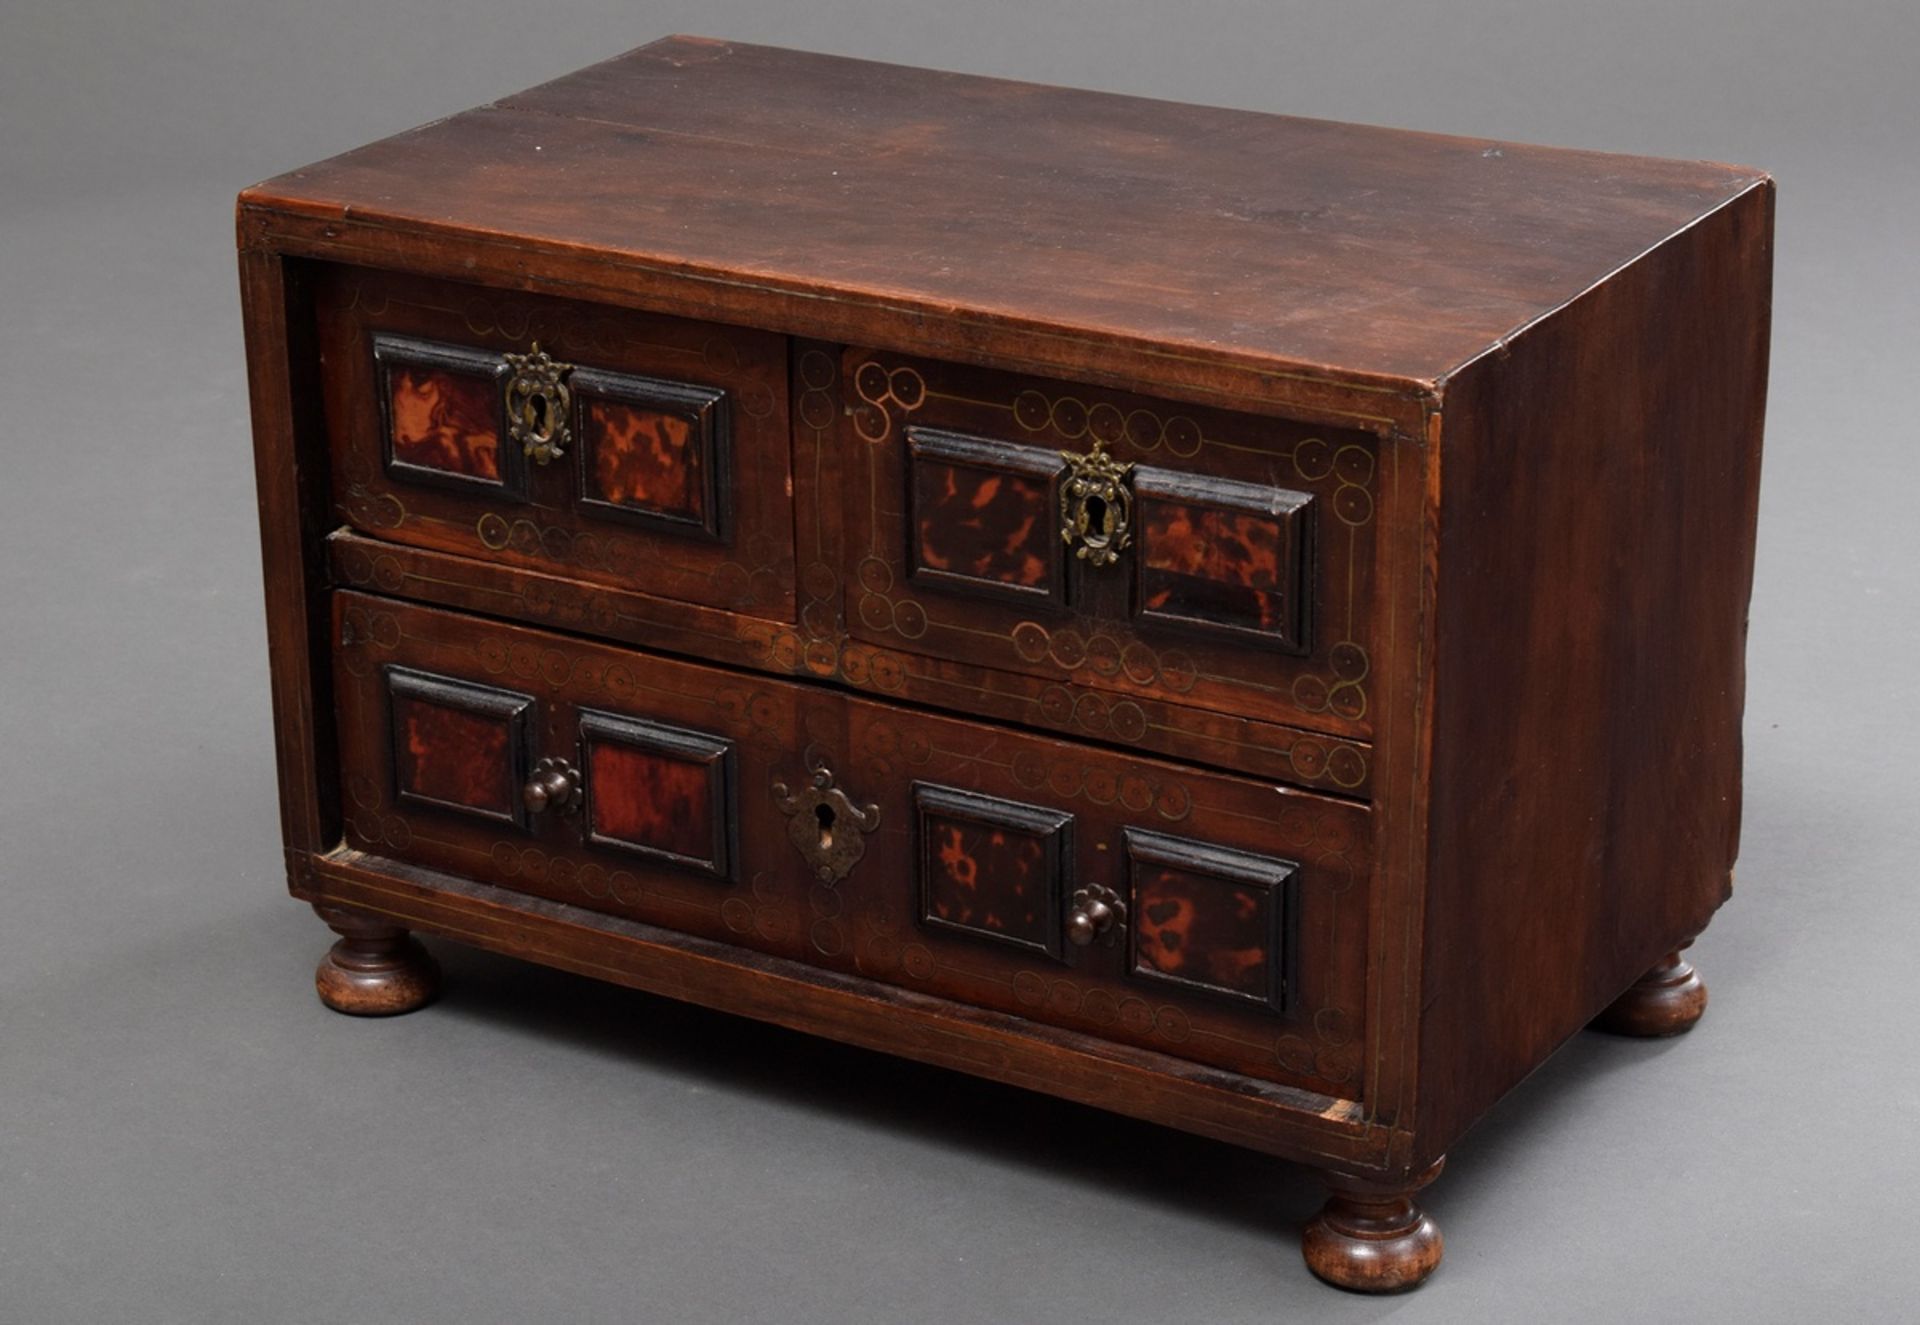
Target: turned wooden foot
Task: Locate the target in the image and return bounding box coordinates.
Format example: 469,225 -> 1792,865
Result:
1593,950 -> 1707,1037
313,905 -> 440,1016
1302,1158 -> 1444,1293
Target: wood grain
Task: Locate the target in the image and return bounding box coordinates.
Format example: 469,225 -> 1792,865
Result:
1413,180 -> 1772,1159
235,36 -> 1774,1292
240,36 -> 1765,401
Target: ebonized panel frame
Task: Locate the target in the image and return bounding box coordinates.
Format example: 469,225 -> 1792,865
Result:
1130,465 -> 1316,655
570,366 -> 733,543
904,425 -> 1071,611
911,781 -> 1076,961
383,664 -> 536,829
578,707 -> 738,881
370,332 -> 525,500
1122,826 -> 1300,1015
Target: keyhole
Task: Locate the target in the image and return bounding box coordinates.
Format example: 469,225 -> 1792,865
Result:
529,393 -> 550,433
1085,494 -> 1113,545
815,802 -> 836,850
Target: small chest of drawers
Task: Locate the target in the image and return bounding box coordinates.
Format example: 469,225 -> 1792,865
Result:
238,36 -> 1772,1292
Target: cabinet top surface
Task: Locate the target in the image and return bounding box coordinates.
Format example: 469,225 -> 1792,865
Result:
242,35 -> 1768,391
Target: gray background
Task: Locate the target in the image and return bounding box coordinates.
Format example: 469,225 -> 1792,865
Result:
3,2 -> 1915,1320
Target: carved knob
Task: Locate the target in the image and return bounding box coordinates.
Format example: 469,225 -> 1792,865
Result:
1066,883 -> 1126,947
522,756 -> 583,815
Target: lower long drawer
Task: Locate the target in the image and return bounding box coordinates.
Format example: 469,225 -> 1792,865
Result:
332,591 -> 1372,1095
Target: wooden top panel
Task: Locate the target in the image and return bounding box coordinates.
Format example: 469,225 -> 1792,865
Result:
241,35 -> 1767,391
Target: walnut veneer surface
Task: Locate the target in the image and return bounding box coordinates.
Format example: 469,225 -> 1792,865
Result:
238,35 -> 1772,1293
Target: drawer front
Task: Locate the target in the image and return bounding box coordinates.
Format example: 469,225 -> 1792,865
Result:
835,351 -> 1380,738
315,265 -> 796,620
333,593 -> 1371,1096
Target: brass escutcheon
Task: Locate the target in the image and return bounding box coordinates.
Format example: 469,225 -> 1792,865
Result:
504,343 -> 574,464
772,763 -> 882,884
1060,440 -> 1134,567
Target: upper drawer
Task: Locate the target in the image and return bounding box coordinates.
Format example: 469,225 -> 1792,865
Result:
313,265 -> 796,621
833,350 -> 1381,739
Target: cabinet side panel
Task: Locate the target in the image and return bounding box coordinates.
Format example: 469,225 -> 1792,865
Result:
239,248 -> 341,872
1415,182 -> 1773,1156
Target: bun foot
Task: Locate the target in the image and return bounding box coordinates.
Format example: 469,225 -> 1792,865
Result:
1302,1158 -> 1444,1293
313,905 -> 440,1016
1593,950 -> 1707,1037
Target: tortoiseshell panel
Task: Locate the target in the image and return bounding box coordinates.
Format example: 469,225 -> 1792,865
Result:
573,367 -> 730,541
589,403 -> 700,514
914,784 -> 1072,959
590,744 -> 711,853
907,428 -> 1067,608
581,709 -> 735,879
390,369 -> 500,477
1126,828 -> 1297,1012
1134,468 -> 1313,653
385,666 -> 533,827
372,334 -> 517,495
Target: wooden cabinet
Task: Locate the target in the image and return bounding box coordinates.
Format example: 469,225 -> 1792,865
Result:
239,36 -> 1772,1294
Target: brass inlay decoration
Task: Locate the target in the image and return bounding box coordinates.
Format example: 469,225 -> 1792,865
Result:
1060,440 -> 1134,567
504,343 -> 575,465
773,763 -> 882,884
851,360 -> 927,443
